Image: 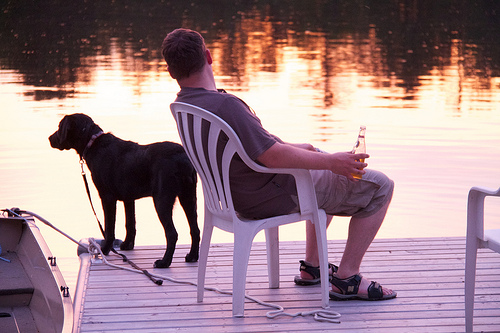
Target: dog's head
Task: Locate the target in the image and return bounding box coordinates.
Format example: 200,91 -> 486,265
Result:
49,113 -> 103,155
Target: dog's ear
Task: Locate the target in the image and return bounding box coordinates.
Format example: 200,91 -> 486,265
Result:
53,114 -> 84,150
56,115 -> 72,144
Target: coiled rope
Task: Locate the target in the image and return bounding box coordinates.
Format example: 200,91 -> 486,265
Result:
3,208 -> 341,324
86,238 -> 341,323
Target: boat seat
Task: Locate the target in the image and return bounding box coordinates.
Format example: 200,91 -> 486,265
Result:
0,306 -> 38,333
0,311 -> 19,333
0,252 -> 34,307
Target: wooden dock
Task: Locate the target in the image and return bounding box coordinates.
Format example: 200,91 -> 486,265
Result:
74,237 -> 500,332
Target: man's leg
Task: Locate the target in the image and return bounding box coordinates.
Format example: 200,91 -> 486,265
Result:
302,196 -> 393,296
301,215 -> 332,270
298,215 -> 333,280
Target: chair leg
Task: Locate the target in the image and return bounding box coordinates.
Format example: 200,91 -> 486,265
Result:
197,223 -> 213,303
232,231 -> 254,317
265,227 -> 280,289
465,236 -> 478,333
314,210 -> 330,309
465,188 -> 486,333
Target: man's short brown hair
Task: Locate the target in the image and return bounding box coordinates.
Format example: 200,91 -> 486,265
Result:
162,28 -> 206,80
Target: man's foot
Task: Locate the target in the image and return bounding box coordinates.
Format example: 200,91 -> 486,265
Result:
294,260 -> 338,286
329,273 -> 397,301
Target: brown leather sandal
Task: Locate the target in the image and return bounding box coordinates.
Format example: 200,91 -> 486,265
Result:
293,260 -> 338,286
329,273 -> 397,301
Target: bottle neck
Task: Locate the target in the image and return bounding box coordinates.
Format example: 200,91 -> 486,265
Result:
358,126 -> 366,138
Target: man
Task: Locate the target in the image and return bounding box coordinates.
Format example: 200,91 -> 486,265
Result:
162,28 -> 396,301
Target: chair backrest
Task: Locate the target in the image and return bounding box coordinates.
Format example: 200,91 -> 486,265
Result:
171,102 -> 261,221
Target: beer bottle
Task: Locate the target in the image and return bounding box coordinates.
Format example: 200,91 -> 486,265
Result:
351,126 -> 366,179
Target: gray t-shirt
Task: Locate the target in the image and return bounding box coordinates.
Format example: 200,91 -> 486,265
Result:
175,87 -> 297,218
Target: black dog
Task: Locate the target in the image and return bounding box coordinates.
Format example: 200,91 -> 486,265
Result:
49,113 -> 199,268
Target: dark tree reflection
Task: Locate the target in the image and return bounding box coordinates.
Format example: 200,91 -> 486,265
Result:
1,0 -> 498,104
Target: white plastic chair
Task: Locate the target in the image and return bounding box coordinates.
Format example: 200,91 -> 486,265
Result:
170,102 -> 330,317
465,186 -> 500,332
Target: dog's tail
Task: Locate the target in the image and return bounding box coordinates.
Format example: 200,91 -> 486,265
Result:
187,163 -> 197,186
177,156 -> 197,186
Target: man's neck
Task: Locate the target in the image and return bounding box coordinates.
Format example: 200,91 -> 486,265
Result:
178,80 -> 216,91
177,66 -> 217,91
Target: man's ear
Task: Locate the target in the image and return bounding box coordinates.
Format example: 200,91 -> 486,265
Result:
206,49 -> 213,65
167,66 -> 176,79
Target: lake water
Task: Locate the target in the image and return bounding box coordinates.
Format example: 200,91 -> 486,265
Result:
1,1 -> 499,290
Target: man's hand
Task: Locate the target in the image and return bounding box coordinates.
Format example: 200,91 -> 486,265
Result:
328,152 -> 369,180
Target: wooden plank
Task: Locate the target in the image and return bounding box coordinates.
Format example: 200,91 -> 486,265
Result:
76,237 -> 500,332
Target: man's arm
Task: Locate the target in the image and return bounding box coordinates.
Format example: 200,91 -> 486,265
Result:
257,142 -> 368,180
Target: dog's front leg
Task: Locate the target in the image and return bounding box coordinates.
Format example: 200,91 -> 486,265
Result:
121,200 -> 136,250
100,198 -> 117,255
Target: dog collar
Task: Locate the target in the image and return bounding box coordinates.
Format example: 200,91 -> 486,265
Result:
82,131 -> 105,159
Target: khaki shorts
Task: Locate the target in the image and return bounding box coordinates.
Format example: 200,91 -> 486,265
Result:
309,169 -> 394,218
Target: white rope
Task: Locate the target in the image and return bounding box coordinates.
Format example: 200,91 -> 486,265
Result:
87,238 -> 341,324
5,209 -> 342,322
3,209 -> 340,322
2,208 -> 340,323
13,209 -> 89,251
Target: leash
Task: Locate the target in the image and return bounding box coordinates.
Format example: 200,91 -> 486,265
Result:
79,158 -> 163,286
2,208 -> 341,323
80,159 -> 105,236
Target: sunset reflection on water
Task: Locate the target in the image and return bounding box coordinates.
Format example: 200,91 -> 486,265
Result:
0,2 -> 499,285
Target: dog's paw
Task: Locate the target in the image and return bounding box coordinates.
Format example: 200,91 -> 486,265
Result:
120,241 -> 134,251
100,242 -> 112,255
98,238 -> 121,255
153,259 -> 171,268
185,252 -> 199,263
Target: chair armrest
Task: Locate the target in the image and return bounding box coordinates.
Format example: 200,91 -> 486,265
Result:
470,186 -> 500,197
236,150 -> 319,216
467,186 -> 500,243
